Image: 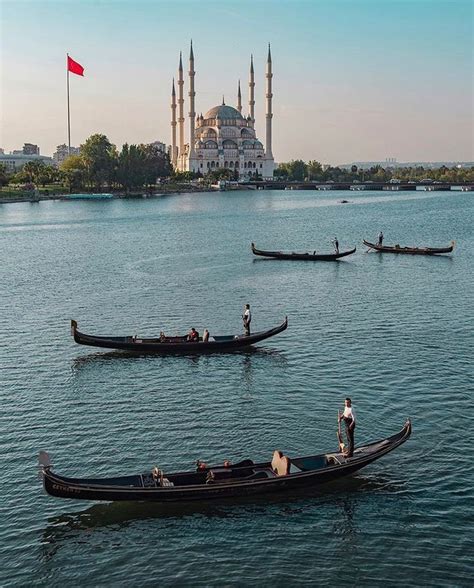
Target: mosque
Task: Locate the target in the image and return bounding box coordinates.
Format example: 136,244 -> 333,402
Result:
170,42 -> 275,179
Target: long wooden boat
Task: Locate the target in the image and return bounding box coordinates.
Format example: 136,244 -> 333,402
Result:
251,242 -> 356,261
363,239 -> 455,255
70,317 -> 288,354
39,420 -> 411,502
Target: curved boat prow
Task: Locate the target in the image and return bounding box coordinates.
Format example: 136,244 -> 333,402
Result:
71,319 -> 78,337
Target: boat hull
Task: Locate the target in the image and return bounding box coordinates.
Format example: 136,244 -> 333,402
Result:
363,240 -> 454,255
251,243 -> 356,261
41,421 -> 411,503
71,318 -> 288,354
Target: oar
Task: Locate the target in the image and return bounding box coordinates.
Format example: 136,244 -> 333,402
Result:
337,410 -> 345,453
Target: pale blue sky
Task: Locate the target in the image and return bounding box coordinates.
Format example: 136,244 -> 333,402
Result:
1,0 -> 472,163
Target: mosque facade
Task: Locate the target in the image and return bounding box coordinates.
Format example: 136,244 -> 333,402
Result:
170,43 -> 275,179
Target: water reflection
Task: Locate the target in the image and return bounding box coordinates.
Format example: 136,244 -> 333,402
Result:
71,345 -> 287,371
40,473 -> 404,549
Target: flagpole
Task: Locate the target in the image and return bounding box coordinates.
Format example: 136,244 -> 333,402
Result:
67,53 -> 71,155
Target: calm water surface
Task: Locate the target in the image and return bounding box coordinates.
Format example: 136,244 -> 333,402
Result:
0,190 -> 473,586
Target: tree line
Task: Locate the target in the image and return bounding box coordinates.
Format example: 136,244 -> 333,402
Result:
0,134 -> 173,192
275,160 -> 474,183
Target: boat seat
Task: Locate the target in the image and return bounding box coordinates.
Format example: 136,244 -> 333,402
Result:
271,450 -> 291,476
326,453 -> 347,465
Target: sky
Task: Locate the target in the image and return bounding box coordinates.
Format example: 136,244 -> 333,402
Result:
1,0 -> 473,164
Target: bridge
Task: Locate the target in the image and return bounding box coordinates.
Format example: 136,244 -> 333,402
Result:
242,181 -> 473,192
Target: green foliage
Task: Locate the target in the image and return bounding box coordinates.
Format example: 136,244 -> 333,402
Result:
80,133 -> 117,189
0,163 -> 9,187
275,160 -> 474,183
60,155 -> 87,190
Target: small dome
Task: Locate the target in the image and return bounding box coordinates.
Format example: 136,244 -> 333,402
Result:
204,104 -> 243,120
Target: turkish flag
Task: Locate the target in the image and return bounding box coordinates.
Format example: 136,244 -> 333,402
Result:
67,55 -> 84,76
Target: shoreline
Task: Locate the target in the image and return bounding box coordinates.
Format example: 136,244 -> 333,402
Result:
0,186 -> 222,205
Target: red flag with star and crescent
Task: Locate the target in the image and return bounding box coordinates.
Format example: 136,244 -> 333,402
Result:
67,55 -> 84,76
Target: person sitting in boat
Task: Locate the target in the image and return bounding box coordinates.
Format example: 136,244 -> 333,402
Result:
187,328 -> 199,342
378,231 -> 384,246
332,237 -> 339,254
203,329 -> 210,342
159,331 -> 166,342
339,398 -> 356,457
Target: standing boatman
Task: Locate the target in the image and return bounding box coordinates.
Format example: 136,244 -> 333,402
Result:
378,231 -> 384,246
242,303 -> 252,336
339,398 -> 356,457
332,237 -> 339,254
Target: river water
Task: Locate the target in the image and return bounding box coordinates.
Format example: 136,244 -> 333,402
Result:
0,190 -> 472,586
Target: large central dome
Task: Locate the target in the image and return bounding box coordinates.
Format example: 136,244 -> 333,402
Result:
204,104 -> 243,120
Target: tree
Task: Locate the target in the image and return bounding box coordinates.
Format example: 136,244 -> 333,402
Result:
60,155 -> 87,190
287,160 -> 307,181
37,164 -> 60,186
0,163 -> 9,187
22,160 -> 46,184
115,143 -> 147,191
139,143 -> 172,185
80,134 -> 117,189
307,160 -> 323,180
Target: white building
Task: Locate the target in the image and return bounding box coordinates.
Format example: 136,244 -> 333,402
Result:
0,153 -> 53,172
170,43 -> 275,179
53,144 -> 81,166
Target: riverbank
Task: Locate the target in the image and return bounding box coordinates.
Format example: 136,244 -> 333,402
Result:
0,184 -> 216,204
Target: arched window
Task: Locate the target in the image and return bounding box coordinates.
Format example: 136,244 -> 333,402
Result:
253,162 -> 256,168
207,161 -> 210,168
229,161 -> 234,168
222,140 -> 238,149
224,161 -> 228,167
211,161 -> 215,168
205,140 -> 217,149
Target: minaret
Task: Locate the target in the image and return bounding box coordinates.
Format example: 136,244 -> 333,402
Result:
248,54 -> 255,124
265,44 -> 273,159
170,78 -> 177,167
177,52 -> 185,163
237,80 -> 242,114
188,40 -> 196,161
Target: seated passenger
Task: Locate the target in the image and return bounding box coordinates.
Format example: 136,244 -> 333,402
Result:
187,327 -> 199,342
203,329 -> 210,342
159,331 -> 166,342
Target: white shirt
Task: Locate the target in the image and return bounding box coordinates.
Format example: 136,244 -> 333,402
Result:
243,309 -> 251,322
343,406 -> 355,422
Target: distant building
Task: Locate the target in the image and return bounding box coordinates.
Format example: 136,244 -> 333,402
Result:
0,148 -> 4,155
151,141 -> 166,153
0,153 -> 53,172
170,42 -> 275,179
23,143 -> 40,155
53,144 -> 81,166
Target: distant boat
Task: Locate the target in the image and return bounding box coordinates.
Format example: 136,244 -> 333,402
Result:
363,239 -> 455,256
66,193 -> 114,200
251,242 -> 356,261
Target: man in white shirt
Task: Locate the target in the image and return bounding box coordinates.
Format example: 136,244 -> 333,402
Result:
339,397 -> 356,457
242,304 -> 251,336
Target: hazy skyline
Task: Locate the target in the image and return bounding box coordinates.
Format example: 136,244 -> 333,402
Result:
1,0 -> 473,164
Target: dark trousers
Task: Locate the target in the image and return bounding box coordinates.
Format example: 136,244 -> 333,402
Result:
243,320 -> 251,336
344,418 -> 355,456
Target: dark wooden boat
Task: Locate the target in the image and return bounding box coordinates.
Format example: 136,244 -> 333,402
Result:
363,239 -> 455,255
39,420 -> 411,502
70,317 -> 288,354
251,242 -> 356,261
